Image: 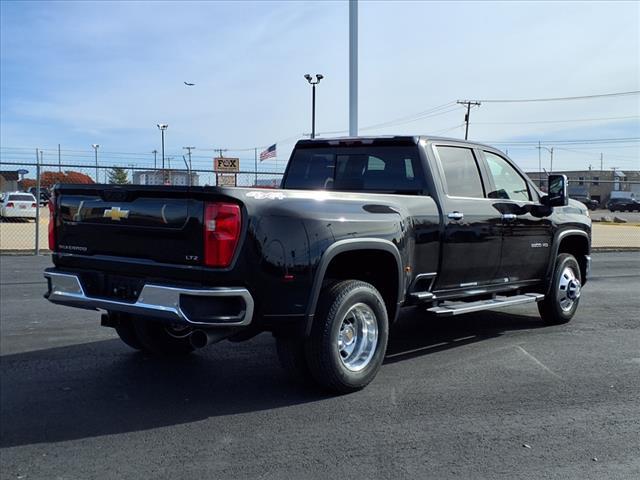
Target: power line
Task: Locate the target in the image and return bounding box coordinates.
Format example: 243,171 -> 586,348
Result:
359,102 -> 459,131
474,115 -> 640,125
475,90 -> 640,103
485,137 -> 640,145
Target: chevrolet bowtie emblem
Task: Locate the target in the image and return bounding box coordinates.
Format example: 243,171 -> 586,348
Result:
103,206 -> 130,221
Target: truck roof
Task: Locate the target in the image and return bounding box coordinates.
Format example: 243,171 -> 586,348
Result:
295,135 -> 499,151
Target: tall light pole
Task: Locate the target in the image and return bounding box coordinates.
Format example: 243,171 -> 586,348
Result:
349,0 -> 358,136
157,124 -> 168,170
152,149 -> 158,169
304,74 -> 323,139
91,144 -> 99,183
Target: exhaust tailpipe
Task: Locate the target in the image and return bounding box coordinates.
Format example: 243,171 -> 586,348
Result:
189,329 -> 231,349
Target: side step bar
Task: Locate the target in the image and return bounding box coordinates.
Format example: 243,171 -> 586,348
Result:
427,293 -> 544,316
408,291 -> 435,303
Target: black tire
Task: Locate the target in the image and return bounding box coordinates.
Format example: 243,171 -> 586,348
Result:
113,314 -> 144,350
538,253 -> 582,325
305,280 -> 389,393
132,317 -> 195,356
275,334 -> 312,384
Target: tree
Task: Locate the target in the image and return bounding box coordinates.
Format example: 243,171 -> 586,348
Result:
18,170 -> 94,190
108,167 -> 130,184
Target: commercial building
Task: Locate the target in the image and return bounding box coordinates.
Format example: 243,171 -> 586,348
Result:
0,171 -> 19,193
526,169 -> 640,204
132,170 -> 199,186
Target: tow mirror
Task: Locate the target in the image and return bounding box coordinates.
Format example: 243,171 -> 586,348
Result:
543,174 -> 568,208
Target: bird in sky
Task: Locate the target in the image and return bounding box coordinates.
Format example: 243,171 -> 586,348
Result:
184,81 -> 195,86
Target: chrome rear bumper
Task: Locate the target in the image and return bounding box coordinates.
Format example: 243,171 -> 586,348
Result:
44,271 -> 254,327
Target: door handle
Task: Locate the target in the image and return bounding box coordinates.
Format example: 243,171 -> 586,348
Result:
447,211 -> 464,221
502,213 -> 517,221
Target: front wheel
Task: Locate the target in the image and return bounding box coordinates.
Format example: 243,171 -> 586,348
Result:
538,253 -> 582,325
305,280 -> 389,393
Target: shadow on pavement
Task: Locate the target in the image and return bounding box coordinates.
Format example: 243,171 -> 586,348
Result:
386,307 -> 543,363
0,308 -> 544,448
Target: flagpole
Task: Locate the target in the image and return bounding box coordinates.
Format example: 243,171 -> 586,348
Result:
254,148 -> 258,186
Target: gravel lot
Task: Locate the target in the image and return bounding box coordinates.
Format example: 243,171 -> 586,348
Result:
1,253 -> 639,479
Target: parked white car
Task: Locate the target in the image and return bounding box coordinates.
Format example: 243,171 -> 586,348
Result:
0,192 -> 38,220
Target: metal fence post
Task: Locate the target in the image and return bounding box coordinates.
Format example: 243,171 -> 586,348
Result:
35,149 -> 41,255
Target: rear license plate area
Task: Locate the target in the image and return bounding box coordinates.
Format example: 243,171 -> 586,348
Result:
80,272 -> 144,302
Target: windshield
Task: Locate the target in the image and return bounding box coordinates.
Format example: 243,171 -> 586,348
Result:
283,145 -> 425,194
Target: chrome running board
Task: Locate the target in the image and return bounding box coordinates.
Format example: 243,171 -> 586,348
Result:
427,293 -> 544,316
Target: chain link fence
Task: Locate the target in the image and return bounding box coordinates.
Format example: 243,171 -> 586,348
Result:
0,160 -> 284,253
1,160 -> 639,253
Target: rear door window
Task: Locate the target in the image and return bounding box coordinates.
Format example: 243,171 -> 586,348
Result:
435,146 -> 485,198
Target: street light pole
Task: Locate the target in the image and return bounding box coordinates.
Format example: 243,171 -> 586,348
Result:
157,124 -> 168,184
349,0 -> 358,136
157,124 -> 168,169
304,74 -> 323,139
152,150 -> 158,169
91,144 -> 99,183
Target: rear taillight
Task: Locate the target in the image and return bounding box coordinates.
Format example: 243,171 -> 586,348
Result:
48,195 -> 56,251
203,202 -> 241,267
6,202 -> 14,208
31,203 -> 37,208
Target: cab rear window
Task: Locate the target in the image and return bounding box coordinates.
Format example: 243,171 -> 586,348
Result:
283,145 -> 425,194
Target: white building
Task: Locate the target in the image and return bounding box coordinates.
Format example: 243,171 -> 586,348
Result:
133,170 -> 199,186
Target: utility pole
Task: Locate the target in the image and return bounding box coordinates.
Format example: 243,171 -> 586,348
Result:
349,0 -> 358,136
58,144 -> 61,172
457,100 -> 481,140
182,155 -> 192,186
536,144 -> 554,180
538,141 -> 542,187
152,150 -> 158,169
600,152 -> 603,172
183,146 -> 194,176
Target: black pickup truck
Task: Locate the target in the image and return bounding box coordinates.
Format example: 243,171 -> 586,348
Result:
45,136 -> 591,392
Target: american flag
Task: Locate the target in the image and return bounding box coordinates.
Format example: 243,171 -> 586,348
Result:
259,144 -> 277,162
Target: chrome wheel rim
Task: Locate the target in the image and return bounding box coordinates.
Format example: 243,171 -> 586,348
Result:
337,303 -> 379,372
557,266 -> 581,312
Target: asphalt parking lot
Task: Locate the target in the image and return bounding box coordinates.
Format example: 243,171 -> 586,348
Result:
1,253 -> 639,479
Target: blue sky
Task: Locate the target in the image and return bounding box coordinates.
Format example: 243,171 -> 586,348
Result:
1,0 -> 639,173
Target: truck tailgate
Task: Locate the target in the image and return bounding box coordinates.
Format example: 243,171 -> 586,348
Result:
55,185 -> 205,265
